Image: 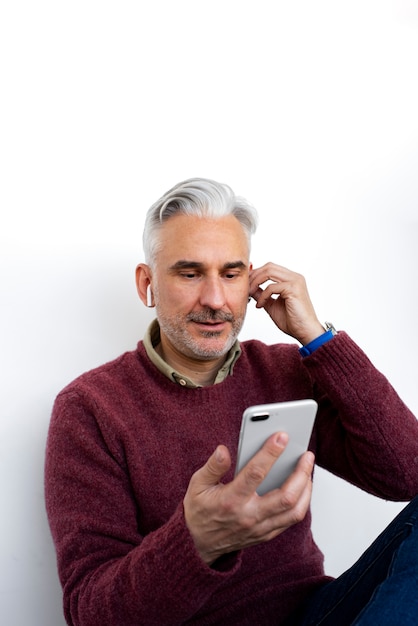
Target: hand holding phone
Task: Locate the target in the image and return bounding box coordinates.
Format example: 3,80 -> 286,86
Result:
235,399 -> 317,495
184,406 -> 316,564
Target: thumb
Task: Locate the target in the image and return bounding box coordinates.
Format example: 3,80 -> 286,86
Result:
191,445 -> 231,492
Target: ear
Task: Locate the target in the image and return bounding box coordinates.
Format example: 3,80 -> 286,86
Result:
248,263 -> 253,302
248,262 -> 253,281
135,263 -> 154,307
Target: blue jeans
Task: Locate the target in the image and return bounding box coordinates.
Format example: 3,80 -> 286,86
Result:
296,495 -> 418,625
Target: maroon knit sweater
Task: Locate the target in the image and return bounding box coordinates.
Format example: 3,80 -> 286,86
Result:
45,332 -> 418,626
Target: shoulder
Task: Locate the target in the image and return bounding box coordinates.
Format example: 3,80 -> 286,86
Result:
54,342 -> 150,405
49,343 -> 156,447
239,338 -> 301,364
238,338 -> 308,379
236,339 -> 314,399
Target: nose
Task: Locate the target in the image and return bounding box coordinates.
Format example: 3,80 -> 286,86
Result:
199,276 -> 226,309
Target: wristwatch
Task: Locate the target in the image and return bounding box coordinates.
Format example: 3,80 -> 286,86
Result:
324,321 -> 337,336
299,321 -> 337,357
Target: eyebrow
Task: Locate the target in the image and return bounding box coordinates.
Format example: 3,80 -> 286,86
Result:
169,260 -> 247,271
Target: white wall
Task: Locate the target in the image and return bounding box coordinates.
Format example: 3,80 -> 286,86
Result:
1,2 -> 418,624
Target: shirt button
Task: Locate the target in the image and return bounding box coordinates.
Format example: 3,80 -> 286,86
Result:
179,378 -> 187,386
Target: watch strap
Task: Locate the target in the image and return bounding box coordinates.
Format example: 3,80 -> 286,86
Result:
299,322 -> 337,357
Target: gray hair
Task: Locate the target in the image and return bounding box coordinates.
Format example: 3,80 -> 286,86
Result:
143,177 -> 258,265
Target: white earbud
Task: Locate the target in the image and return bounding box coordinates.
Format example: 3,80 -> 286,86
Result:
146,284 -> 153,307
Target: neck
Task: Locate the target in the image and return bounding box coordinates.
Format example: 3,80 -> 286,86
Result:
155,342 -> 226,387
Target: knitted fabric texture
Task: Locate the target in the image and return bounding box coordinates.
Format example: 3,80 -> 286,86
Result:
45,332 -> 418,626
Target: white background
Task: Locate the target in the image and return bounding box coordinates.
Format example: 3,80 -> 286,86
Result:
1,2 -> 418,624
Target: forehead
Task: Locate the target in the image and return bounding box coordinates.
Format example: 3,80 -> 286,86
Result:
155,214 -> 250,265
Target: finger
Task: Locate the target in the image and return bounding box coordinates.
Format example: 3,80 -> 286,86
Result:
249,286 -> 264,305
249,263 -> 292,290
283,450 -> 315,486
189,445 -> 231,493
277,451 -> 315,505
253,282 -> 288,310
234,432 -> 289,497
258,452 -> 315,529
281,468 -> 313,526
249,268 -> 273,296
248,264 -> 271,294
264,478 -> 313,540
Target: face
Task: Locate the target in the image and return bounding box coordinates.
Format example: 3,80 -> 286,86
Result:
150,213 -> 251,365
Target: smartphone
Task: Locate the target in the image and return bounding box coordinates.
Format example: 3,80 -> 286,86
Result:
235,399 -> 318,495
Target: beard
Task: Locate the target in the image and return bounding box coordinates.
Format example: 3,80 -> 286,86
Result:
156,307 -> 245,360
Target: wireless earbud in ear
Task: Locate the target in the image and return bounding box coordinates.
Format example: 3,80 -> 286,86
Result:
146,284 -> 153,307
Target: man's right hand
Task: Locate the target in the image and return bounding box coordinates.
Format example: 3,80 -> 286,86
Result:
183,433 -> 315,565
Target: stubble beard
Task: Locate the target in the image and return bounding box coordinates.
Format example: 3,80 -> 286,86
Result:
156,308 -> 245,360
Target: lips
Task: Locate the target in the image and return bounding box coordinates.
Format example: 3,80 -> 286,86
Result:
193,320 -> 227,331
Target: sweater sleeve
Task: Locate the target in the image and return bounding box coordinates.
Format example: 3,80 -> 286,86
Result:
45,391 -> 241,626
304,332 -> 418,500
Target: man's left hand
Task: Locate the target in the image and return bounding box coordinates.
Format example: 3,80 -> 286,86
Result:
249,263 -> 324,345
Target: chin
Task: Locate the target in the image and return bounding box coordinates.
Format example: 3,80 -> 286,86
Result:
186,336 -> 236,360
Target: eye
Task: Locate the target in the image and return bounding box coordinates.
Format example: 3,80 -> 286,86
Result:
180,271 -> 199,279
223,271 -> 240,280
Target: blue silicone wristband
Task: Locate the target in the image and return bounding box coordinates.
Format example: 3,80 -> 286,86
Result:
299,329 -> 335,357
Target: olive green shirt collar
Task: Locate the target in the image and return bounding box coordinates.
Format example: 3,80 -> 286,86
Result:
143,319 -> 241,388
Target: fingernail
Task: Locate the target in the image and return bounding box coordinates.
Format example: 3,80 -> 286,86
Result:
275,432 -> 288,447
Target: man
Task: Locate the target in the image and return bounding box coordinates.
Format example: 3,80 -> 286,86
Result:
45,178 -> 418,626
